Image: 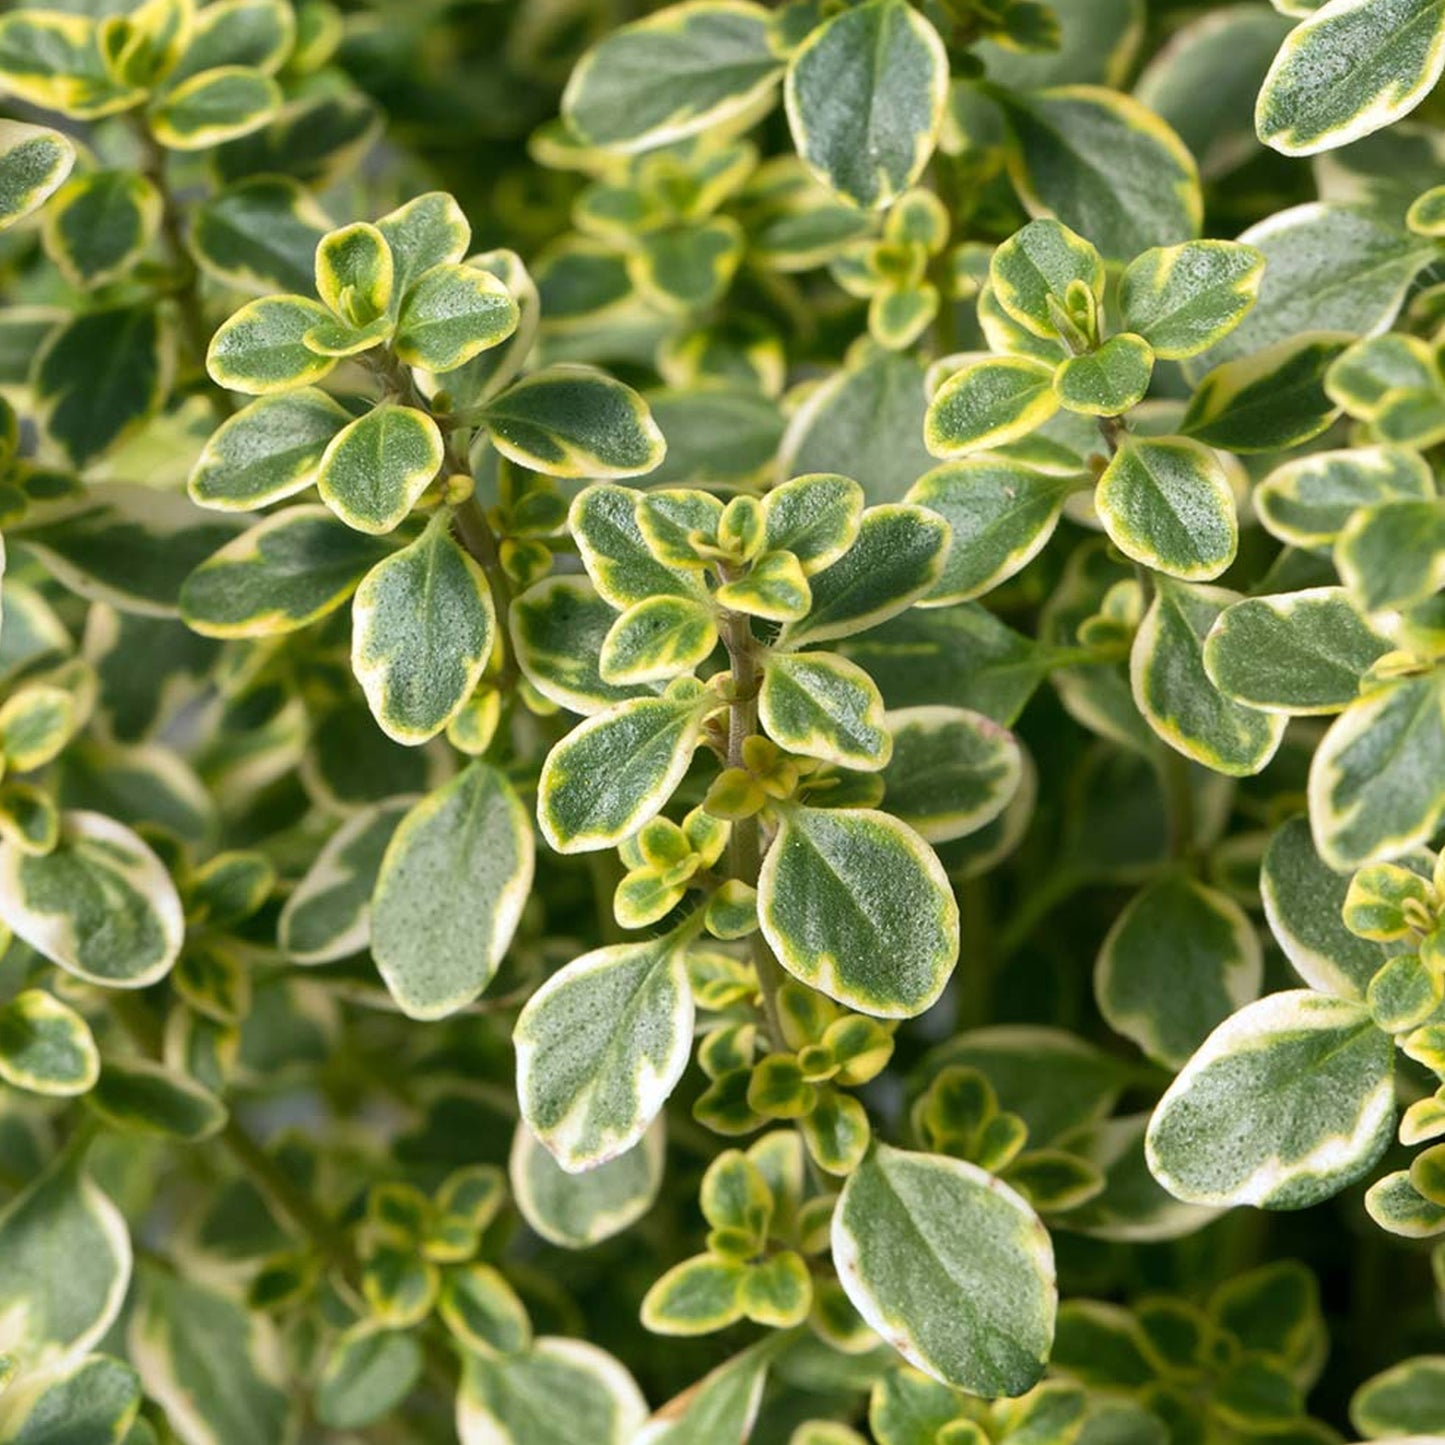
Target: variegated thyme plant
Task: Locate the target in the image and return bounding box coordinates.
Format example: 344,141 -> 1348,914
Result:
1,0 -> 1444,1441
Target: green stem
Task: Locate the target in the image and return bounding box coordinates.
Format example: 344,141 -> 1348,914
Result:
718,604 -> 788,1049
133,123 -> 232,423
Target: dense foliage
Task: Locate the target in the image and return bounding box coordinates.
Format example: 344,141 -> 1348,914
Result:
0,0 -> 1444,1440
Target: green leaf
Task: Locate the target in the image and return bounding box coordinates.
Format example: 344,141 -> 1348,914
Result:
458,1339 -> 647,1445
351,521 -> 496,743
1309,672 -> 1445,869
316,1325 -> 422,1430
483,367 -> 665,479
538,688 -> 712,854
0,988 -> 98,1097
1255,445 -> 1435,549
1096,876 -> 1262,1069
999,86 -> 1202,261
1337,499 -> 1445,612
781,504 -> 951,647
0,810 -> 182,988
759,651 -> 891,770
510,1118 -> 664,1249
371,763 -> 533,1019
988,218 -> 1105,342
1054,335 -> 1155,417
206,293 -> 335,395
511,574 -> 659,715
180,505 -> 391,638
89,1057 -> 227,1141
1145,990 -> 1394,1208
1203,587 -> 1392,714
906,457 -> 1073,604
1351,1355 -> 1445,1438
516,931 -> 693,1172
1256,0 -> 1445,156
562,1 -> 782,152
833,1144 -> 1055,1395
784,0 -> 948,209
0,1155 -> 129,1368
190,176 -> 330,296
279,799 -> 409,964
1261,815 -> 1394,998
758,804 -> 958,1018
0,120 -> 75,232
148,64 -> 280,149
316,405 -> 444,535
1095,436 -> 1237,581
1119,241 -> 1266,359
881,706 -> 1025,844
394,263 -> 519,371
1182,334 -> 1347,452
924,356 -> 1060,458
41,169 -> 159,291
130,1270 -> 294,1445
34,304 -> 171,467
1196,204 -> 1437,370
377,191 -> 472,300
188,388 -> 352,511
1131,580 -> 1286,775
599,595 -> 718,685
0,1353 -> 142,1443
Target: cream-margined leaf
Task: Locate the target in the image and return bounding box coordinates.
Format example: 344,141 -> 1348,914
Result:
0,119 -> 75,232
1095,876 -> 1263,1069
1146,990 -> 1395,1208
316,404 -> 444,535
998,86 -> 1203,261
561,1 -> 783,153
482,367 -> 666,479
1254,445 -> 1436,549
758,650 -> 891,770
832,1145 -> 1056,1395
784,0 -> 948,210
924,355 -> 1060,459
1118,240 -> 1265,358
879,706 -> 1024,844
515,929 -> 695,1171
1256,0 -> 1445,156
1131,580 -> 1286,775
510,1118 -> 665,1249
371,763 -> 534,1018
1095,436 -> 1237,581
758,804 -> 958,1018
538,685 -> 717,853
1203,587 -> 1393,714
458,1339 -> 647,1445
1309,672 -> 1445,869
779,503 -> 951,648
987,218 -> 1105,342
0,810 -> 183,988
1052,334 -> 1155,417
0,987 -> 99,1097
351,518 -> 496,744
